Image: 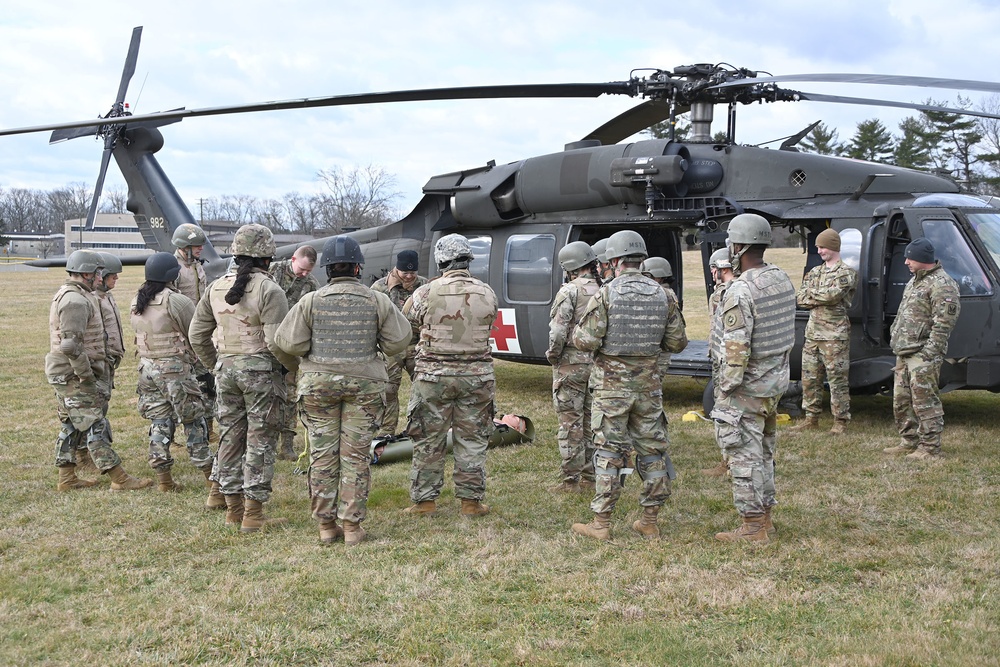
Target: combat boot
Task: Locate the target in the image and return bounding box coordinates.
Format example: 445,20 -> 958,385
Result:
240,498 -> 289,533
631,506 -> 660,539
763,508 -> 776,536
224,494 -> 245,527
402,500 -> 437,516
829,419 -> 849,435
319,519 -> 344,544
202,466 -> 226,510
75,449 -> 100,476
277,432 -> 297,461
578,479 -> 596,494
883,442 -> 916,455
549,480 -> 581,493
788,414 -> 820,432
108,465 -> 154,491
906,448 -> 940,461
57,465 -> 99,491
156,469 -> 183,493
701,459 -> 728,477
572,512 -> 612,541
343,520 -> 367,547
715,514 -> 770,544
460,499 -> 490,517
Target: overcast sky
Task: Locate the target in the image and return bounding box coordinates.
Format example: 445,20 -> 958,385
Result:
2,0 -> 1000,217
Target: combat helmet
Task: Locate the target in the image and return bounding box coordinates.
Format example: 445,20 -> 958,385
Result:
591,238 -> 609,264
709,248 -> 732,270
320,235 -> 365,266
640,256 -> 673,279
66,249 -> 104,274
558,241 -> 597,272
605,230 -> 648,261
171,223 -> 207,249
145,252 -> 181,283
230,224 -> 275,258
97,252 -> 123,275
434,234 -> 474,267
726,213 -> 772,246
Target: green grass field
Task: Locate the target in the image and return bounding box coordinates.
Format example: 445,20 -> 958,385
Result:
0,252 -> 998,666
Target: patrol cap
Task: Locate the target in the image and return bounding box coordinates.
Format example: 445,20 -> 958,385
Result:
905,238 -> 936,264
396,250 -> 419,271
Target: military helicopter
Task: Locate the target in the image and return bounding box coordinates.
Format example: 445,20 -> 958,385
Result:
8,27 -> 1000,411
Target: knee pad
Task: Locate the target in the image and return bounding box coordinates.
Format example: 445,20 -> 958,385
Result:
150,418 -> 176,448
637,452 -> 676,481
593,448 -> 624,477
87,418 -> 113,447
184,416 -> 208,445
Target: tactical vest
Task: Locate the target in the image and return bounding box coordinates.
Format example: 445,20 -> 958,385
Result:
97,288 -> 125,359
709,284 -> 728,363
175,250 -> 207,304
421,273 -> 495,356
308,282 -> 379,364
131,291 -> 193,361
571,277 -> 599,330
743,265 -> 796,359
602,273 -> 668,356
208,273 -> 269,355
49,283 -> 107,361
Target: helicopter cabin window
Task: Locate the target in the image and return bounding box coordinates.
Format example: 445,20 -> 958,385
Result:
839,228 -> 862,272
504,234 -> 556,304
921,219 -> 992,296
466,236 -> 492,283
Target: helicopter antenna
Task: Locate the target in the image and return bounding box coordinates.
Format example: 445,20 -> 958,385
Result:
131,71 -> 150,114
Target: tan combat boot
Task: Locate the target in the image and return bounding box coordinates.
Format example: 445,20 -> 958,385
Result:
788,414 -> 820,432
240,498 -> 289,533
701,459 -> 728,477
343,520 -> 367,547
75,449 -> 100,476
715,514 -> 770,544
829,419 -> 849,435
402,500 -> 437,516
631,506 -> 660,539
883,442 -> 916,455
906,448 -> 940,461
224,494 -> 245,527
319,519 -> 344,544
277,432 -> 297,461
202,467 -> 226,510
763,508 -> 776,536
57,465 -> 99,491
108,465 -> 154,491
549,480 -> 581,493
572,512 -> 612,541
460,499 -> 490,517
156,469 -> 183,492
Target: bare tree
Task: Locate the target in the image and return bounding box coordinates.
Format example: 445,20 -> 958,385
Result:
0,188 -> 46,232
257,198 -> 290,232
283,192 -> 325,235
316,164 -> 401,232
99,186 -> 129,214
45,184 -> 91,233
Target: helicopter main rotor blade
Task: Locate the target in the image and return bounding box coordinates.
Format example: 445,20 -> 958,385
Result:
115,27 -> 142,106
792,91 -> 1000,120
711,73 -> 1000,94
49,125 -> 100,143
86,146 -> 113,230
581,100 -> 690,145
0,82 -> 634,139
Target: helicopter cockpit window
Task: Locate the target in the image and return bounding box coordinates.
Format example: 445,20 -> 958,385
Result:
504,233 -> 556,304
965,212 -> 1000,274
921,219 -> 992,296
839,228 -> 862,272
466,236 -> 492,283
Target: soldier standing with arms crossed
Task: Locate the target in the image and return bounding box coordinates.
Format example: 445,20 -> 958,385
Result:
788,229 -> 858,435
275,236 -> 410,545
402,234 -> 498,518
883,238 -> 960,460
571,230 -> 687,540
546,241 -> 600,494
713,214 -> 796,544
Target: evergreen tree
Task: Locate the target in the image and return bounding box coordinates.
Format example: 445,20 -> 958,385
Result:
894,116 -> 933,170
921,96 -> 984,189
845,119 -> 895,163
800,122 -> 843,155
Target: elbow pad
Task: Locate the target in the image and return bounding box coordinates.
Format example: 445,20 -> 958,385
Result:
59,335 -> 83,357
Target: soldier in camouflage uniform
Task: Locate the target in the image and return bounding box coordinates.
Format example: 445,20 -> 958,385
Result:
702,248 -> 734,477
189,224 -> 299,532
402,234 -> 498,518
591,238 -> 615,282
371,249 -> 428,437
789,229 -> 858,435
546,241 -> 600,493
275,236 -> 410,546
712,214 -> 796,544
640,256 -> 687,380
883,238 -> 960,460
47,250 -> 152,492
571,230 -> 687,541
131,252 -> 221,505
268,245 -> 321,460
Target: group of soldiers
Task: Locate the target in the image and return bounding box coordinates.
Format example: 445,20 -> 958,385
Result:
47,214 -> 961,546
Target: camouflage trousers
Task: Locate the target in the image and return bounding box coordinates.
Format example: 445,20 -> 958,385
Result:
893,354 -> 945,453
407,373 -> 495,503
801,338 -> 851,421
214,358 -> 285,502
380,347 -> 416,437
279,368 -> 299,441
136,358 -> 211,471
712,391 -> 779,517
299,374 -> 386,524
551,362 -> 595,483
589,388 -> 673,515
51,375 -> 121,471
656,352 -> 672,385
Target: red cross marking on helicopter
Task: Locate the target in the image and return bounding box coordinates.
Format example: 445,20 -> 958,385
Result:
490,308 -> 520,353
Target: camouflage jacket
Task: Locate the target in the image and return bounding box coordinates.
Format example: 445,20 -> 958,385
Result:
546,274 -> 599,366
174,249 -> 208,304
708,282 -> 729,367
371,269 -> 429,311
796,259 -> 857,341
44,279 -> 107,383
890,262 -> 960,359
268,259 -> 320,308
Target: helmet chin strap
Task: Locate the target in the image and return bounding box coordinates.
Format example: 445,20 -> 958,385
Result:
728,242 -> 748,277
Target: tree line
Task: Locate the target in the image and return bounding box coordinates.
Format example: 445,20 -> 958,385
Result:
0,164 -> 403,238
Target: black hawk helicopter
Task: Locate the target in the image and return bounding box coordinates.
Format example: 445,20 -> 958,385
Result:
8,26 -> 1000,410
